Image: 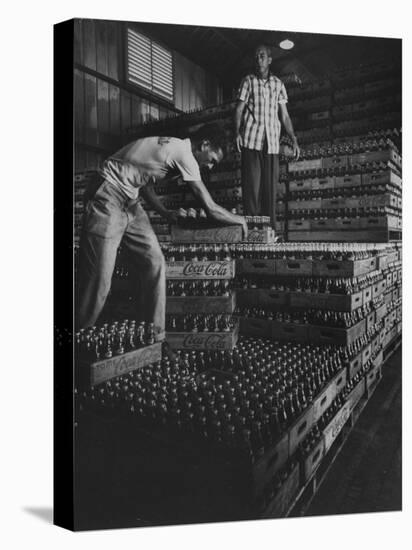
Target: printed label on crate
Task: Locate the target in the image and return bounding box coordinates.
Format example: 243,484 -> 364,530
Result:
323,402 -> 351,452
166,330 -> 238,350
84,342 -> 163,386
247,228 -> 275,243
166,260 -> 235,279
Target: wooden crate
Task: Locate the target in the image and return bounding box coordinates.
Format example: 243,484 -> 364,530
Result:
312,257 -> 377,277
347,352 -> 363,380
258,289 -> 290,307
236,288 -> 260,307
288,219 -> 311,231
261,462 -> 300,519
362,344 -> 372,365
289,405 -> 315,456
372,279 -> 387,299
240,317 -> 272,338
166,293 -> 236,314
288,230 -> 397,243
365,363 -> 382,394
236,258 -> 276,276
375,303 -> 388,322
301,438 -> 325,483
78,342 -> 162,388
276,259 -> 313,276
363,285 -> 372,303
366,311 -> 376,332
362,169 -> 402,188
171,224 -> 243,243
252,434 -> 289,498
384,290 -> 393,305
247,227 -> 276,243
313,378 -> 338,422
166,329 -> 238,350
348,148 -> 401,169
334,174 -> 362,188
272,322 -> 310,342
371,333 -> 381,356
290,291 -> 363,311
166,260 -> 235,279
322,155 -> 348,170
347,379 -> 365,412
309,319 -> 366,346
323,401 -> 352,453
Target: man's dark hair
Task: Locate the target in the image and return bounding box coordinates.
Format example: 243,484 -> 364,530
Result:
189,122 -> 226,153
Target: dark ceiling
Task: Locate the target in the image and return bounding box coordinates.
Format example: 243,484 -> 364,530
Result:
137,22 -> 401,90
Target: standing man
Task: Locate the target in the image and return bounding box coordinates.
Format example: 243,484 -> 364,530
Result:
76,123 -> 247,340
234,44 -> 300,225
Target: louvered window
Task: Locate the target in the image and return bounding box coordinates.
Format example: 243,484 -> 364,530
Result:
127,28 -> 174,101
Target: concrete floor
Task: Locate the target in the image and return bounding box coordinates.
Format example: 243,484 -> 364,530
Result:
305,346 -> 402,516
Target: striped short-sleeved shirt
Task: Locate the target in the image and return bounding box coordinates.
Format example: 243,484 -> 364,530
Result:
237,73 -> 288,154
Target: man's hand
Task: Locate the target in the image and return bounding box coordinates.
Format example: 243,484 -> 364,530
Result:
292,138 -> 300,160
163,210 -> 179,224
235,134 -> 242,153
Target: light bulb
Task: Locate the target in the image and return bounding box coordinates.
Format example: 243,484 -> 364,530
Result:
279,39 -> 294,50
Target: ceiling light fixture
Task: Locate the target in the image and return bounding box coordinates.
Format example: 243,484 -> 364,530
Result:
279,39 -> 294,50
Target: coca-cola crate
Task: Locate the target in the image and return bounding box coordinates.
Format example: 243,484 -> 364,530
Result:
363,285 -> 372,303
323,401 -> 352,453
236,288 -> 260,307
347,379 -> 365,412
310,218 -> 360,231
240,317 -> 272,338
253,434 -> 289,498
378,254 -> 389,271
276,259 -> 313,276
322,155 -> 348,170
313,371 -> 341,422
375,303 -> 388,322
272,322 -> 310,342
77,342 -> 163,388
166,260 -> 235,279
396,305 -> 402,322
334,174 -> 362,188
371,333 -> 380,355
309,319 -> 366,346
290,290 -> 363,312
348,149 -> 401,169
288,229 -> 393,243
289,179 -> 315,193
392,270 -> 398,284
373,350 -> 384,369
317,175 -> 336,190
365,363 -> 382,394
362,169 -> 402,188
358,216 -> 399,230
247,227 -> 276,243
301,438 -> 325,483
288,219 -> 311,231
289,405 -> 315,456
261,462 -> 300,519
258,289 -> 290,307
366,311 -> 376,332
236,258 -> 276,276
171,224 -> 243,243
362,343 -> 372,365
312,257 -> 377,277
347,351 -> 363,380
390,309 -> 397,324
397,321 -> 402,334
384,290 -> 393,305
166,328 -> 239,350
288,158 -> 323,173
166,293 -> 236,315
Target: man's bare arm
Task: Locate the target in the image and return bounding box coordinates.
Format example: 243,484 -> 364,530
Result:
187,179 -> 248,238
234,100 -> 246,152
279,103 -> 300,160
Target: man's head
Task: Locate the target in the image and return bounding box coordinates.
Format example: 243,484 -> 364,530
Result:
190,123 -> 225,171
255,44 -> 272,77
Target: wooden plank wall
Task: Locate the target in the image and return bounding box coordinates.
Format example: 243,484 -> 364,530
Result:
74,19 -> 223,171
